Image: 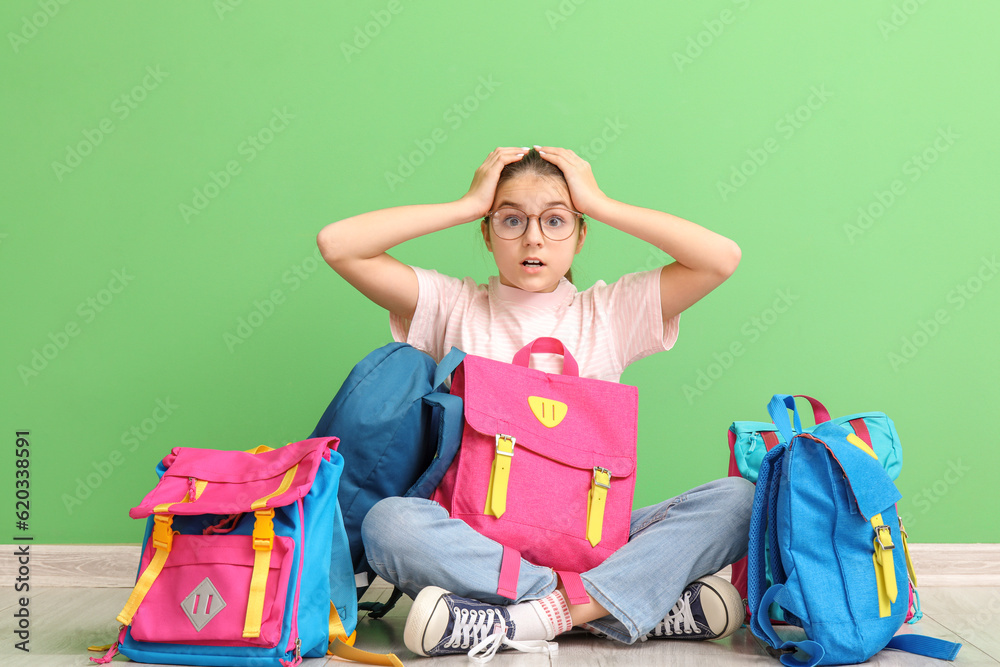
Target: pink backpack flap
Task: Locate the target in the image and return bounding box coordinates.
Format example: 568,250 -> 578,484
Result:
432,338 -> 637,605
130,439 -> 333,519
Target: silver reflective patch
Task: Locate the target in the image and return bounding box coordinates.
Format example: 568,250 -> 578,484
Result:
181,577 -> 227,631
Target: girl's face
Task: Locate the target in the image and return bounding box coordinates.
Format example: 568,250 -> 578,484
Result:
481,174 -> 586,293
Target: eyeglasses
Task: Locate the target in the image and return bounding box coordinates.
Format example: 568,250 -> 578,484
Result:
486,206 -> 583,241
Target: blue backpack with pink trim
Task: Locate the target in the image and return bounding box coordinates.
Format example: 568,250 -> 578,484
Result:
747,394 -> 961,666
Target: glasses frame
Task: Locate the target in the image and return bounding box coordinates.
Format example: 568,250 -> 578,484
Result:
485,205 -> 585,241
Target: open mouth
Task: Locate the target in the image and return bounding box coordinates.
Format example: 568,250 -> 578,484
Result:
521,259 -> 545,268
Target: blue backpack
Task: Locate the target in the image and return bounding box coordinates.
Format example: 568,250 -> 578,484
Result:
309,343 -> 466,615
91,439 -> 401,667
748,395 -> 961,666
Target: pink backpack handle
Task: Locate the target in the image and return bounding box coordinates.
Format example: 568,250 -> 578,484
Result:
793,394 -> 831,424
512,337 -> 579,376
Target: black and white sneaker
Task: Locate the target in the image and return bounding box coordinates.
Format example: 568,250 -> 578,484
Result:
646,575 -> 745,640
403,586 -> 556,662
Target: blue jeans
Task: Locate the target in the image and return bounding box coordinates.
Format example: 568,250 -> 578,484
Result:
361,476 -> 754,644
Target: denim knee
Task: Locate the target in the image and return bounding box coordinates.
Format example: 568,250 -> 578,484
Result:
361,496 -> 415,564
723,476 -> 756,513
714,476 -> 755,525
716,476 -> 755,560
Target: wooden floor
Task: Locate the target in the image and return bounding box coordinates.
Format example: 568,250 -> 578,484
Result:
6,582 -> 1000,666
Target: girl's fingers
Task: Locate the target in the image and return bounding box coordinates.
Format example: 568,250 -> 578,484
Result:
534,146 -> 588,170
483,147 -> 528,169
532,145 -> 577,159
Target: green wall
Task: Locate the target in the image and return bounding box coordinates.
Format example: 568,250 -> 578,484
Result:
3,1 -> 998,545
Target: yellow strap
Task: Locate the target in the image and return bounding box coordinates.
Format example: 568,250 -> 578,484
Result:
327,604 -> 401,665
330,638 -> 404,667
152,477 -> 208,514
870,513 -> 897,618
484,435 -> 515,518
846,432 -> 878,459
242,509 -> 275,638
117,515 -> 174,625
251,465 -> 299,511
873,551 -> 891,617
245,445 -> 274,454
586,467 -> 610,547
328,602 -> 356,646
900,519 -> 918,587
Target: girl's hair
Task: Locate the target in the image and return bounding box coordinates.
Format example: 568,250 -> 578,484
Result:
483,148 -> 587,284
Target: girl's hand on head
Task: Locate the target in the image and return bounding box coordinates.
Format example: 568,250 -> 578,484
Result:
459,147 -> 528,219
533,146 -> 608,217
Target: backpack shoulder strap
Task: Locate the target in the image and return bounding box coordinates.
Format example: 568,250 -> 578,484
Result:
433,346 -> 466,390
754,584 -> 826,667
885,635 -> 962,661
748,444 -> 784,640
328,604 -> 403,666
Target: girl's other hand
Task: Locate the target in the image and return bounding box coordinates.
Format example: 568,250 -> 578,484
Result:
459,147 -> 527,219
533,146 -> 608,217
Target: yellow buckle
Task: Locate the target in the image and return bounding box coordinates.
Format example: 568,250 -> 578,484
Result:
252,509 -> 275,551
593,467 -> 611,489
495,434 -> 515,456
151,515 -> 174,551
874,524 -> 894,551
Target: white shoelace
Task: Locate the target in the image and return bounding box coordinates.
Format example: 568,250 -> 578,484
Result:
653,591 -> 697,636
443,607 -> 557,664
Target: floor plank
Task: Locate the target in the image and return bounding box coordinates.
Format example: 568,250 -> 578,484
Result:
2,585 -> 997,666
2,544 -> 995,588
918,588 -> 1000,661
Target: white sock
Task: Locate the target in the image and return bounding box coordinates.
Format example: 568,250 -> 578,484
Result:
507,591 -> 574,641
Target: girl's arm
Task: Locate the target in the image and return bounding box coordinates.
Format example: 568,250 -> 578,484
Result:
588,197 -> 741,322
534,146 -> 741,322
317,147 -> 526,320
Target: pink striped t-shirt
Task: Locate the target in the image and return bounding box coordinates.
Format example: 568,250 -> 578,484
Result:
389,266 -> 680,383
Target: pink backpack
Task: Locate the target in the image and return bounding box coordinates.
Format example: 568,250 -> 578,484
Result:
89,439 -> 402,667
431,338 -> 637,604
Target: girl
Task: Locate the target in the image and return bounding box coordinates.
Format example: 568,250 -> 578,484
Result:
317,146 -> 755,660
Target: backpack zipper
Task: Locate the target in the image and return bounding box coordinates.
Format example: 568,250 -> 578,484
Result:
283,499 -> 306,660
